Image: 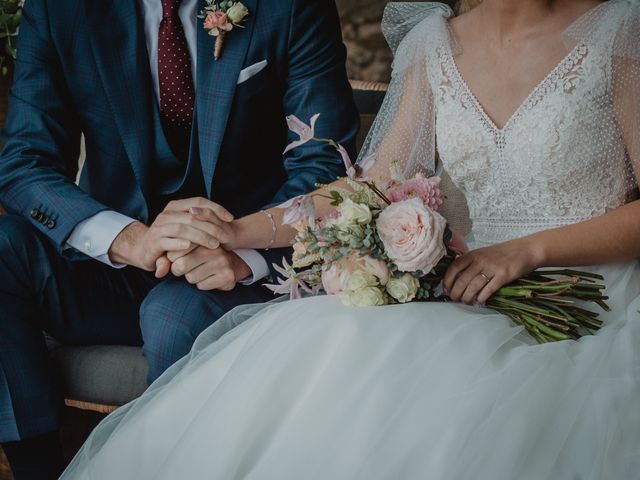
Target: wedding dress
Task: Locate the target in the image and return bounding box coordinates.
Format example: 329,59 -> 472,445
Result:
62,2 -> 640,479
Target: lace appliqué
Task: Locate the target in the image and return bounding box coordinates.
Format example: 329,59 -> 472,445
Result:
431,23 -> 636,245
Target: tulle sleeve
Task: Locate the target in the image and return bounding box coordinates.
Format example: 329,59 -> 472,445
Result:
611,0 -> 640,184
358,2 -> 454,182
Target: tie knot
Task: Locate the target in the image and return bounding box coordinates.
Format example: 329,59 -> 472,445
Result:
161,0 -> 182,18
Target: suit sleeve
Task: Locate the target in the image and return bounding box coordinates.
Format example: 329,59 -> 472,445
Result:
258,0 -> 360,280
0,0 -> 109,252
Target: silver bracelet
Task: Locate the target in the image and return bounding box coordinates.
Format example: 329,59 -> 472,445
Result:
262,210 -> 277,250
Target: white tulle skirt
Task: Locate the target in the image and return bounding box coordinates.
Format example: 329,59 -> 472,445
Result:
61,262 -> 640,480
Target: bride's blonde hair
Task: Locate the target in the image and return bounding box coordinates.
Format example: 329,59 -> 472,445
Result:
457,0 -> 483,14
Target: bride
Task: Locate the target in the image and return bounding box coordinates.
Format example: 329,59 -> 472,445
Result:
63,0 -> 640,478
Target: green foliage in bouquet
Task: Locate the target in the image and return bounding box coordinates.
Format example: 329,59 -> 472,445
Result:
0,0 -> 22,75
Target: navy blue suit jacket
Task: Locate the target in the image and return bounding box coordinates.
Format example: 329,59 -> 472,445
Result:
0,0 -> 359,274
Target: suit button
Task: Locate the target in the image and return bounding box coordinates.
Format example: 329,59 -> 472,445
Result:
30,209 -> 39,219
46,219 -> 56,229
36,212 -> 45,222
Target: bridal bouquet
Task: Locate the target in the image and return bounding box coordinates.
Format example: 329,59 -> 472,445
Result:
268,114 -> 609,343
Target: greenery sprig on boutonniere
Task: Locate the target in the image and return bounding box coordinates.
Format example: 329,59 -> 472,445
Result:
198,0 -> 249,60
0,0 -> 23,75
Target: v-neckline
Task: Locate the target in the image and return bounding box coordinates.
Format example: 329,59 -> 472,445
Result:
447,42 -> 585,133
444,1 -> 607,134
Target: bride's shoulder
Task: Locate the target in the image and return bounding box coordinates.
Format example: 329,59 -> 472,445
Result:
381,2 -> 454,56
564,0 -> 640,49
609,0 -> 640,40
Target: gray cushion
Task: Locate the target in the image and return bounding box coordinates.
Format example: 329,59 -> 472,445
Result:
47,339 -> 148,407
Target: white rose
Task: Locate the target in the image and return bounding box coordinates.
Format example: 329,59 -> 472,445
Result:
340,286 -> 387,307
338,199 -> 372,226
376,198 -> 447,273
226,2 -> 249,24
346,270 -> 378,291
386,274 -> 420,303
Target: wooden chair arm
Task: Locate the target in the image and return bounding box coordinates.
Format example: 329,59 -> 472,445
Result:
349,79 -> 389,92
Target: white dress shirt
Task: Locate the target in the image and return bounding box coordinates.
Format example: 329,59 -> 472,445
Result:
66,0 -> 270,284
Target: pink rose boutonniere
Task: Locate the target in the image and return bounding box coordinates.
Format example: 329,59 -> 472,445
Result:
199,0 -> 249,60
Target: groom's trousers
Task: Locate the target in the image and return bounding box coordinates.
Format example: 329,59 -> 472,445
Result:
0,215 -> 272,442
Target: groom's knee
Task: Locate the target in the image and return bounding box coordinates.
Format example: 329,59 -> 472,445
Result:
139,278 -> 227,382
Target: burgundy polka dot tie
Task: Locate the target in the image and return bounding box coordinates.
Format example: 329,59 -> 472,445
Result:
159,0 -> 195,157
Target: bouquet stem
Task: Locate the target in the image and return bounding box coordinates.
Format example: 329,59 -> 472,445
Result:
482,269 -> 608,343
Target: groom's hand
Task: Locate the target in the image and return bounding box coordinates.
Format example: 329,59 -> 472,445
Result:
169,246 -> 251,291
109,198 -> 235,272
152,197 -> 237,276
108,221 -> 193,271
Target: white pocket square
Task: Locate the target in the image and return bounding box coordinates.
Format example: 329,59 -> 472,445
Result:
237,60 -> 268,85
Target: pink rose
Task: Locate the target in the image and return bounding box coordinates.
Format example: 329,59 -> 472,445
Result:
356,255 -> 390,286
321,261 -> 350,295
321,253 -> 390,294
204,12 -> 233,32
376,198 -> 447,273
387,173 -> 443,212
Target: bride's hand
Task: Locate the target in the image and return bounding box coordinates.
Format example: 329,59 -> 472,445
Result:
443,238 -> 545,305
153,198 -> 237,277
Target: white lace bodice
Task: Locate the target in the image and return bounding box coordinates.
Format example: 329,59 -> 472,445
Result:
362,1 -> 640,248
430,6 -> 637,245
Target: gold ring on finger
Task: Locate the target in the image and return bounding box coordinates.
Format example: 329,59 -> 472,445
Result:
479,272 -> 492,283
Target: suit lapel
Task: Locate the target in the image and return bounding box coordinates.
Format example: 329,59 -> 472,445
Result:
84,0 -> 153,201
196,0 -> 258,198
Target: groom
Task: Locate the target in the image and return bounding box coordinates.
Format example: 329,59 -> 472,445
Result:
0,0 -> 358,477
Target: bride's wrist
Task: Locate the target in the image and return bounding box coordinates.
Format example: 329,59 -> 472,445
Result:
223,217 -> 261,251
222,220 -> 242,251
520,235 -> 548,270
222,211 -> 282,251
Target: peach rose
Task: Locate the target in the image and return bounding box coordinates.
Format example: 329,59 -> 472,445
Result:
321,253 -> 390,295
321,261 -> 350,295
356,255 -> 390,286
376,198 -> 447,273
204,12 -> 233,33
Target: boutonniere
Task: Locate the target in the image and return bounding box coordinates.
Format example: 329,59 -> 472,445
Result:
198,0 -> 249,60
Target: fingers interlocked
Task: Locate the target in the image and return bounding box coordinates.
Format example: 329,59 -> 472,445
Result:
150,197 -> 237,286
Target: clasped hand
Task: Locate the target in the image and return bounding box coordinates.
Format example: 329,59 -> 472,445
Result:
112,197 -> 246,291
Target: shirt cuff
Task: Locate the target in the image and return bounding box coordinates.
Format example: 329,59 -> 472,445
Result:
234,249 -> 270,285
65,211 -> 136,268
